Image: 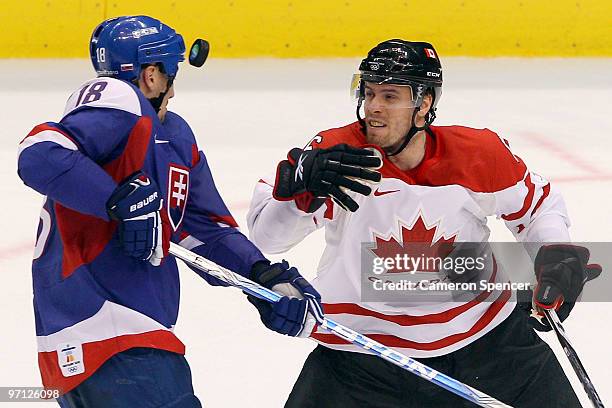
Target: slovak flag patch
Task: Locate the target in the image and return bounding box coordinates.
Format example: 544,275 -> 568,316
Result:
425,48 -> 436,59
167,164 -> 190,231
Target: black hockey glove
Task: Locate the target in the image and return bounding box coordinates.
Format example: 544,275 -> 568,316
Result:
528,244 -> 601,332
273,144 -> 382,213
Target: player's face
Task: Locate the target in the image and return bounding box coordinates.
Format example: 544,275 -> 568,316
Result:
142,65 -> 171,96
139,65 -> 175,122
363,83 -> 415,149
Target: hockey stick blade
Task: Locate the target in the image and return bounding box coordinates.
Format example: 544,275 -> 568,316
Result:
169,242 -> 512,408
543,310 -> 605,408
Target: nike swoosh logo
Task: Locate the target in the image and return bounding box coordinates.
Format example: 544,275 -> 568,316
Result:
374,189 -> 400,197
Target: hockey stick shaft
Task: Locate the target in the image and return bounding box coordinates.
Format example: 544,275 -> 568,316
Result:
544,310 -> 605,408
169,243 -> 512,408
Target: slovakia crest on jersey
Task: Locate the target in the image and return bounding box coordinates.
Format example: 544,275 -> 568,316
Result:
167,165 -> 190,231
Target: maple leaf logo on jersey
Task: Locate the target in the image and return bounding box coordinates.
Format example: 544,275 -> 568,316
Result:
370,215 -> 456,273
167,164 -> 190,231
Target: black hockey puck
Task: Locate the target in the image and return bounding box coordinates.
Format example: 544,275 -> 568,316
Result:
189,39 -> 209,67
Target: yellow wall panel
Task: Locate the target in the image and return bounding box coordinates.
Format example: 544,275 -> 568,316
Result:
1,0 -> 610,57
0,0 -> 105,57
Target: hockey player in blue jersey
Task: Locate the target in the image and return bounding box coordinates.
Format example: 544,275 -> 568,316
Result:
17,16 -> 323,408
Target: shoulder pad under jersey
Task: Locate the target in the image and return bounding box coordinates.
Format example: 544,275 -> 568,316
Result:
62,77 -> 142,119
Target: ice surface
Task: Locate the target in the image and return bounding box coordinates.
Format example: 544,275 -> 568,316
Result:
1,57 -> 610,407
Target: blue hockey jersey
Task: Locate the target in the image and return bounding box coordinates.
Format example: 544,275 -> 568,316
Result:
17,77 -> 266,394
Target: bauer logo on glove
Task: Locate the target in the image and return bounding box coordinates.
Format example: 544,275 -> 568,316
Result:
106,171 -> 171,266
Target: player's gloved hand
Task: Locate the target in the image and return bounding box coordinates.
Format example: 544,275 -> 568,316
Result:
273,144 -> 382,213
529,244 -> 601,331
106,171 -> 171,266
248,260 -> 324,338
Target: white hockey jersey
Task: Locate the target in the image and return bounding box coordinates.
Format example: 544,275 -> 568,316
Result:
247,122 -> 570,357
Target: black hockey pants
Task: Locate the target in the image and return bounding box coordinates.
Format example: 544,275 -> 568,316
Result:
286,306 -> 580,407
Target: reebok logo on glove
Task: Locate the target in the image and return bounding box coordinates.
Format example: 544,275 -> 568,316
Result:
295,153 -> 307,182
274,144 -> 382,213
129,191 -> 159,212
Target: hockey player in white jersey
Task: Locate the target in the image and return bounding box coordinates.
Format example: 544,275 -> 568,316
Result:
247,39 -> 601,406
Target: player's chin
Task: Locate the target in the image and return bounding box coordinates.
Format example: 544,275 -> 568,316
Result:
365,126 -> 387,145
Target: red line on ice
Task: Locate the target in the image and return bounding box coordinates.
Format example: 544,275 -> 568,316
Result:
517,131 -> 607,176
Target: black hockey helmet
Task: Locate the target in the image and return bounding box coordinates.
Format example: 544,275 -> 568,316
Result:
352,39 -> 443,109
352,39 -> 443,156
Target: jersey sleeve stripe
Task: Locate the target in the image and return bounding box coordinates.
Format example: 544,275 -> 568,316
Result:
530,183 -> 551,217
208,214 -> 239,228
18,129 -> 78,160
178,234 -> 206,250
258,178 -> 274,187
501,173 -> 535,221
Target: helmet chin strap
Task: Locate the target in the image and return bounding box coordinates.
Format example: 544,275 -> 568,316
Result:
386,109 -> 420,157
386,108 -> 437,156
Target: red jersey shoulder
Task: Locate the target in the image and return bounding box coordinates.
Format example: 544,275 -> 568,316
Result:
434,125 -> 515,155
420,125 -> 528,193
305,121 -> 366,150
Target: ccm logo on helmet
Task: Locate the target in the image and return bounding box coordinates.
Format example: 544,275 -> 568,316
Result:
427,72 -> 441,77
130,192 -> 158,212
132,27 -> 159,38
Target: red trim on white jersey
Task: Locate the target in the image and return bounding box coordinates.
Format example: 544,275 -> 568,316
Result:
322,260 -> 500,327
502,174 -> 535,221
323,199 -> 334,220
531,183 -> 551,216
258,178 -> 273,187
312,289 -> 511,351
